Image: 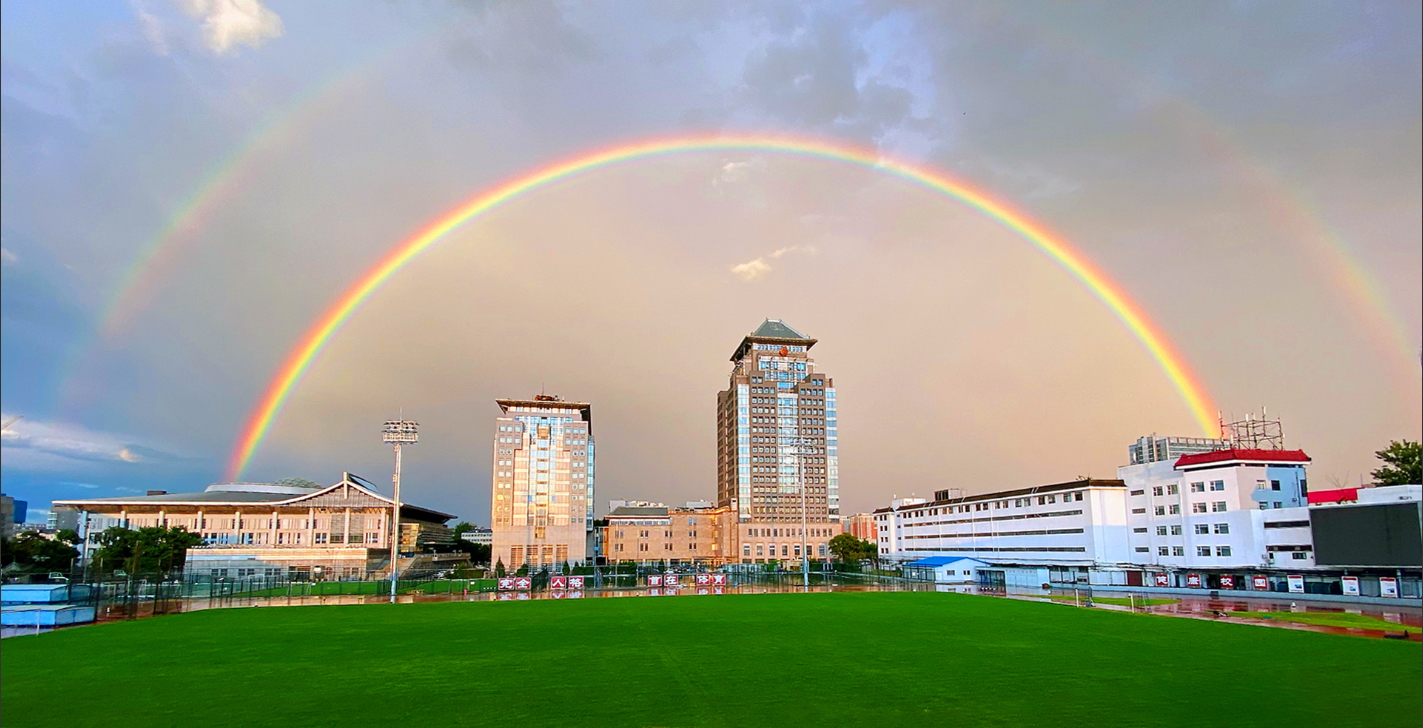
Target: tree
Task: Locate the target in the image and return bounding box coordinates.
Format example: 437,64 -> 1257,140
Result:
828,533 -> 876,562
91,526 -> 204,575
494,558 -> 506,577
452,522 -> 475,537
1372,440 -> 1421,485
0,531 -> 80,572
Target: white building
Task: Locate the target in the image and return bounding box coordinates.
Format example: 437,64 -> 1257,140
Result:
875,479 -> 1132,583
1128,434 -> 1229,466
1120,448 -> 1315,573
905,556 -> 989,584
460,528 -> 493,546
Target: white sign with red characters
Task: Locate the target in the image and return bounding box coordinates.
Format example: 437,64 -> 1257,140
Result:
1380,577 -> 1399,598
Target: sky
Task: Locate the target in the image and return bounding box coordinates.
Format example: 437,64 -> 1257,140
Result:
2,0 -> 1419,526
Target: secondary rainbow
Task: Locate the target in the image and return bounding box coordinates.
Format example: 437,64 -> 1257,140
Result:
227,134 -> 1220,479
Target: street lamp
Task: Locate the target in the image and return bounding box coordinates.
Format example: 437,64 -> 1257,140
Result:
383,418 -> 419,604
786,435 -> 817,589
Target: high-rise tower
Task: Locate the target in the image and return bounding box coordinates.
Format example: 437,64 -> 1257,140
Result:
490,395 -> 595,569
716,320 -> 840,564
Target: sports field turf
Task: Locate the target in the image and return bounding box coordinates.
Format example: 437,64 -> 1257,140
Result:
1232,610 -> 1413,631
2,591 -> 1417,727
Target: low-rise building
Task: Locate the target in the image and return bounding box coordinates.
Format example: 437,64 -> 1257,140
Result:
601,504 -> 733,566
1121,447 -> 1316,573
460,527 -> 493,546
905,556 -> 988,584
876,479 -> 1131,583
842,512 -> 877,543
52,473 -> 454,580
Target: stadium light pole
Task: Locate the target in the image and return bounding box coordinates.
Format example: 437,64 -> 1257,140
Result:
383,418 -> 419,604
787,435 -> 815,589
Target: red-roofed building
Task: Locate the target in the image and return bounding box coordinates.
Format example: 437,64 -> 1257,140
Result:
1119,438 -> 1315,574
1175,449 -> 1312,469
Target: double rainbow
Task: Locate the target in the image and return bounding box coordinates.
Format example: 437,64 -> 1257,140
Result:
227,134 -> 1219,479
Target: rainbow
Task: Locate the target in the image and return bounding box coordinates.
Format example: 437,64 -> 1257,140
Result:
58,28 -> 431,418
227,134 -> 1221,479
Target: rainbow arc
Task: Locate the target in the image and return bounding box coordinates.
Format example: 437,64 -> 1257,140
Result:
227,134 -> 1220,480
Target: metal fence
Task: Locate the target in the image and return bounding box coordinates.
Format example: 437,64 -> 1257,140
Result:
3,561 -> 926,628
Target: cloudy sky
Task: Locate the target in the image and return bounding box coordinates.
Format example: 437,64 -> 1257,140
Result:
2,1 -> 1419,525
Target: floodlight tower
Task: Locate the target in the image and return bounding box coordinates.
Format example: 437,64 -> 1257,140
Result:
383,418 -> 419,603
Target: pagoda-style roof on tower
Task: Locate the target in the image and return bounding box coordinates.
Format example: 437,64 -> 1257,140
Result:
731,319 -> 818,361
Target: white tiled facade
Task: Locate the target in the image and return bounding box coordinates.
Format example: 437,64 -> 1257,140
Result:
876,481 -> 1132,567
1119,450 -> 1315,570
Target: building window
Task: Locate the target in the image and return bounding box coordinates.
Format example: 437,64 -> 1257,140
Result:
1194,524 -> 1210,535
1291,551 -> 1308,560
1135,547 -> 1149,553
1216,546 -> 1232,557
1154,506 -> 1166,516
1197,546 -> 1212,557
1152,486 -> 1164,497
1273,502 -> 1283,509
1130,490 -> 1145,497
1192,503 -> 1208,514
1167,484 -> 1179,495
1168,505 -> 1180,515
1190,482 -> 1205,493
1172,546 -> 1185,556
1210,480 -> 1225,491
1271,480 -> 1282,491
1158,547 -> 1169,556
1133,508 -> 1147,515
1156,526 -> 1168,536
1212,502 -> 1228,513
1133,527 -> 1148,534
743,545 -> 751,556
1214,523 -> 1229,534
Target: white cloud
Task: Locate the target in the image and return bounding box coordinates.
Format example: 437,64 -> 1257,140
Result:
728,244 -> 817,282
0,247 -> 16,266
0,414 -> 168,471
130,1 -> 170,56
714,157 -> 767,187
177,0 -> 284,55
729,257 -> 773,282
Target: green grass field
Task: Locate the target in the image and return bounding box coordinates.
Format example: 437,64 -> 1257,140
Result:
3,592 -> 1417,727
1233,610 -> 1414,631
1046,595 -> 1180,607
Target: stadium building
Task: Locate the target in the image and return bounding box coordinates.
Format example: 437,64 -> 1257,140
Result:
52,473 -> 455,580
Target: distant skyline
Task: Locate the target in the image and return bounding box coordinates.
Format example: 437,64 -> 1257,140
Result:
2,1 -> 1419,526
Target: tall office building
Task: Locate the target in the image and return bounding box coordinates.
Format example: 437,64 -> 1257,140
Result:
716,320 -> 840,563
490,395 -> 595,569
1128,435 -> 1228,466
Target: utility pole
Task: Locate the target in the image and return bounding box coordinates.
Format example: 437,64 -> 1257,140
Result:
383,418 -> 419,603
